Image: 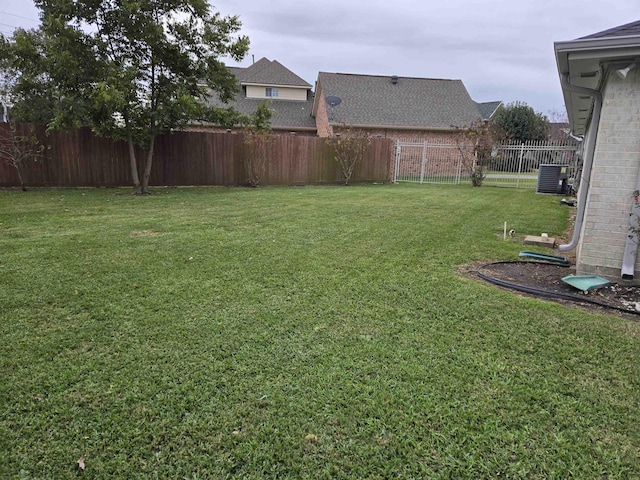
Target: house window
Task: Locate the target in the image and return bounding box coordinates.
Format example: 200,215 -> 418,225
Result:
266,87 -> 279,98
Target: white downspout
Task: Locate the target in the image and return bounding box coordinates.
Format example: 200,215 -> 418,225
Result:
558,74 -> 603,252
621,168 -> 640,279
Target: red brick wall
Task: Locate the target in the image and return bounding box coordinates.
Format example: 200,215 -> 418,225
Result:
342,128 -> 461,144
314,86 -> 333,137
329,127 -> 469,178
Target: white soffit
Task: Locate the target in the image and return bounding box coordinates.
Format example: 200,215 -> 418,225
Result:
556,37 -> 640,135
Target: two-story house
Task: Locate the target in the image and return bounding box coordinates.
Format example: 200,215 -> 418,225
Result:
211,57 -> 317,134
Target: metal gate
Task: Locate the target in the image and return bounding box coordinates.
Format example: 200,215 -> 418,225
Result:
394,139 -> 581,189
394,141 -> 465,185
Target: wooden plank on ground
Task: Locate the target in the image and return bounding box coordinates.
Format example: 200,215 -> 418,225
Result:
524,235 -> 556,248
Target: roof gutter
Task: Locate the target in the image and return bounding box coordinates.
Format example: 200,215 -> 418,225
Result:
558,73 -> 602,252
241,82 -> 311,89
555,35 -> 640,53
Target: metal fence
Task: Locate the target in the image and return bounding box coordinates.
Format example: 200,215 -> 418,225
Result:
486,140 -> 581,188
394,139 -> 581,189
394,141 -> 468,185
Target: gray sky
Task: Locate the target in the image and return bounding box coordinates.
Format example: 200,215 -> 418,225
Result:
2,1 -> 639,118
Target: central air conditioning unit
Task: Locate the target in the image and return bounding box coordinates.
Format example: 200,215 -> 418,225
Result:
537,164 -> 569,194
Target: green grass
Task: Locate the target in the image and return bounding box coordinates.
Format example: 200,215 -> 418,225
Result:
396,174 -> 538,189
1,184 -> 639,479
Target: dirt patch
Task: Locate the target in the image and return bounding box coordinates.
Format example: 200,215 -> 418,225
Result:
464,260 -> 640,319
461,205 -> 640,320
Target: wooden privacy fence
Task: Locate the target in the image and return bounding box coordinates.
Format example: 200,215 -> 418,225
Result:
0,124 -> 394,188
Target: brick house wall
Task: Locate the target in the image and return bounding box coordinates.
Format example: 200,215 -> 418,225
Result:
314,85 -> 333,137
330,127 -> 470,178
328,126 -> 461,143
358,128 -> 461,144
577,68 -> 640,279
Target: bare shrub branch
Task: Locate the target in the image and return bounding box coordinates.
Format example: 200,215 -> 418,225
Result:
453,121 -> 503,187
0,122 -> 47,191
327,126 -> 371,185
242,102 -> 273,187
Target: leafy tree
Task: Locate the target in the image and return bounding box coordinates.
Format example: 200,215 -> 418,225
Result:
1,0 -> 249,194
492,102 -> 550,142
0,29 -> 59,124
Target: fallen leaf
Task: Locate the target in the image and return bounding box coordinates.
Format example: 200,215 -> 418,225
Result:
304,434 -> 319,443
77,455 -> 86,470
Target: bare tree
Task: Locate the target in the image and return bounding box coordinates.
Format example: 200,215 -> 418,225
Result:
327,126 -> 371,185
0,122 -> 46,191
547,108 -> 569,124
243,102 -> 273,187
454,120 -> 502,187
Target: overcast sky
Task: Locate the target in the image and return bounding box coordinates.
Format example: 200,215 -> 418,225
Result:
2,1 -> 639,118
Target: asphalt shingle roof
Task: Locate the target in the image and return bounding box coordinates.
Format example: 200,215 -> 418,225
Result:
579,20 -> 640,39
222,93 -> 316,130
226,66 -> 244,77
237,58 -> 312,87
317,72 -> 482,129
206,62 -> 316,130
475,101 -> 502,121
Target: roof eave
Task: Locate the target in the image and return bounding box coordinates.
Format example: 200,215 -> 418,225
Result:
311,81 -> 322,117
241,82 -> 311,89
555,35 -> 640,135
272,126 -> 317,132
187,121 -> 316,132
484,102 -> 503,120
330,123 -> 466,132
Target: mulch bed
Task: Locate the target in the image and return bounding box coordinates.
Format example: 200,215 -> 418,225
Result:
468,260 -> 640,319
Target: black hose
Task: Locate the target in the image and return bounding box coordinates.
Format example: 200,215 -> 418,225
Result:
477,261 -> 640,316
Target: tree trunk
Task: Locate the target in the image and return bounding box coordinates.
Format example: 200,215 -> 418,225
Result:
141,135 -> 156,195
13,163 -> 27,191
125,115 -> 142,195
128,138 -> 142,195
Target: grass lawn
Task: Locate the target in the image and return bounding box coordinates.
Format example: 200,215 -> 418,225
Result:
1,184 -> 638,479
394,174 -> 538,189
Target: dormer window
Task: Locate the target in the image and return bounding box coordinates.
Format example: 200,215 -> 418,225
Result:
266,87 -> 279,98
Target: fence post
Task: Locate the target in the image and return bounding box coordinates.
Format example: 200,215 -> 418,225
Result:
394,140 -> 400,183
516,142 -> 525,188
419,141 -> 427,184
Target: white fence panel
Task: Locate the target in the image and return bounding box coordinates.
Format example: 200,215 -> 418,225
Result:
395,139 -> 581,190
395,141 -> 465,185
487,140 -> 581,189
